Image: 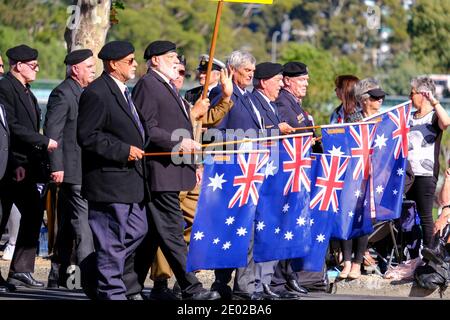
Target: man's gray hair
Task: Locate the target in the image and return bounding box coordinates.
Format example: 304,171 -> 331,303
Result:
411,76 -> 436,96
227,50 -> 256,70
354,77 -> 380,103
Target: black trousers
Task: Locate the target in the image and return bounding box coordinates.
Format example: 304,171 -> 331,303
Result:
49,183 -> 94,287
135,191 -> 203,295
270,260 -> 298,291
406,176 -> 436,247
341,235 -> 369,264
0,177 -> 44,273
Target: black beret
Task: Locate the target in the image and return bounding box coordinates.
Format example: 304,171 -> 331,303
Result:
366,88 -> 387,98
197,54 -> 225,72
64,49 -> 93,65
144,40 -> 176,60
6,44 -> 38,62
282,61 -> 308,77
254,62 -> 283,79
98,41 -> 134,61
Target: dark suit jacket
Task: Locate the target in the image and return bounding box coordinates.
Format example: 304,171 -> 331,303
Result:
44,77 -> 83,184
251,89 -> 281,128
77,72 -> 147,203
184,85 -> 203,105
0,72 -> 49,181
275,89 -> 322,153
213,83 -> 263,135
0,104 -> 10,180
132,69 -> 195,192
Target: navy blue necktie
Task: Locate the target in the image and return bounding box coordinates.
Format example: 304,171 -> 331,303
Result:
124,88 -> 145,141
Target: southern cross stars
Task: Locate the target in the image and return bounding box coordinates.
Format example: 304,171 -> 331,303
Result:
225,216 -> 235,226
284,231 -> 294,241
193,231 -> 204,241
256,221 -> 265,231
236,227 -> 247,236
282,203 -> 290,213
296,216 -> 306,226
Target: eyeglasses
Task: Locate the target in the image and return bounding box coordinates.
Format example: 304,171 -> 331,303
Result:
0,64 -> 4,68
409,90 -> 418,98
21,62 -> 39,71
119,57 -> 135,65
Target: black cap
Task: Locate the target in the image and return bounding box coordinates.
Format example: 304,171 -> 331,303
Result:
178,54 -> 187,67
197,54 -> 225,72
282,61 -> 308,77
64,49 -> 93,65
6,44 -> 38,62
144,40 -> 176,60
254,62 -> 283,80
366,88 -> 387,98
98,41 -> 134,61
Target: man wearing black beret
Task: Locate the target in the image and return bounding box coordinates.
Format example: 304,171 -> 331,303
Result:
132,40 -> 219,300
43,49 -> 96,292
0,44 -> 58,289
275,61 -> 322,152
251,62 -> 295,136
77,41 -> 149,300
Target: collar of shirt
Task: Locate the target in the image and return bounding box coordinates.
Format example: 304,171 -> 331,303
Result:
152,68 -> 172,87
257,89 -> 276,113
109,74 -> 128,100
0,105 -> 5,126
207,83 -> 218,96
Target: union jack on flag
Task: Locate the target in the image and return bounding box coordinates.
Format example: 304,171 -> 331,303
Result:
388,104 -> 411,159
310,154 -> 349,212
282,135 -> 312,195
350,124 -> 377,180
228,152 -> 270,208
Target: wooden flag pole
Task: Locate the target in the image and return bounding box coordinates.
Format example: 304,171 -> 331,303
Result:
193,0 -> 225,143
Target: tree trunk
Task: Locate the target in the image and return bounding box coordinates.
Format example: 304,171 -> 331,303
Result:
64,0 -> 111,75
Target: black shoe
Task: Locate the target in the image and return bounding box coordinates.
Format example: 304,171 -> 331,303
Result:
183,290 -> 220,300
149,286 -> 180,300
262,284 -> 280,300
286,279 -> 308,294
127,292 -> 146,300
277,290 -> 301,300
211,282 -> 233,300
7,272 -> 45,289
172,281 -> 182,300
0,275 -> 16,292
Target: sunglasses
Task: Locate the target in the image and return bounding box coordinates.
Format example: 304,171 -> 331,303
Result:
119,57 -> 135,65
0,64 -> 4,68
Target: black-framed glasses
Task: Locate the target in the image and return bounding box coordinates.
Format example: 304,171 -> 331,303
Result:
21,62 -> 39,71
0,64 -> 4,68
119,57 -> 135,65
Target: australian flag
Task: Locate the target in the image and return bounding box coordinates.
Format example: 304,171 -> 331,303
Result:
253,134 -> 313,262
187,150 -> 270,272
363,101 -> 412,221
292,153 -> 350,272
321,122 -> 376,239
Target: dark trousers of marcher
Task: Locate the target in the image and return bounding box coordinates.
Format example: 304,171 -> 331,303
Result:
49,183 -> 94,287
88,202 -> 147,300
134,191 -> 203,296
212,226 -> 257,295
0,178 -> 44,273
270,260 -> 298,291
341,235 -> 369,264
406,176 -> 436,248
